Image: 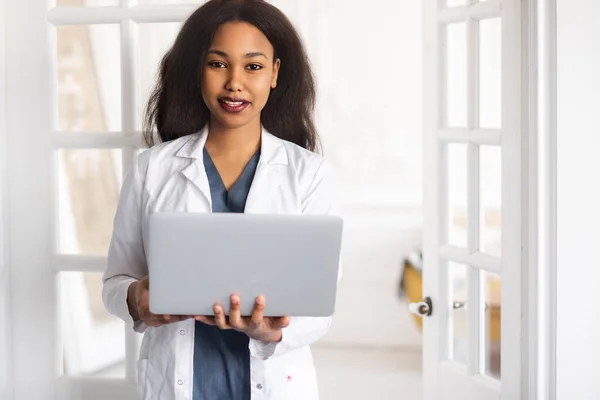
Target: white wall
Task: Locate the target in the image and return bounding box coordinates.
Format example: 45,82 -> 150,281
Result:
302,0 -> 424,349
0,0 -> 13,397
322,207 -> 423,349
556,0 -> 600,398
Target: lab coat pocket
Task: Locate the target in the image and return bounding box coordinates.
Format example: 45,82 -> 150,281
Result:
137,359 -> 149,400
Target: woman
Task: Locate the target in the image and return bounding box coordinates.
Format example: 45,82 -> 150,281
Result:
102,0 -> 339,399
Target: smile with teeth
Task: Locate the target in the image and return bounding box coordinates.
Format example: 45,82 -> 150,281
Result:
218,98 -> 250,113
222,100 -> 244,106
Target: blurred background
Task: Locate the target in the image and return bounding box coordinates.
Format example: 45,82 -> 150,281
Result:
54,0 -> 500,398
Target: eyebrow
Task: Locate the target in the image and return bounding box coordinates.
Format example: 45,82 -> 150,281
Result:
207,49 -> 268,59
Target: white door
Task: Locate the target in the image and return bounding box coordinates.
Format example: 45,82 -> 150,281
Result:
5,0 -> 201,398
419,0 -> 528,399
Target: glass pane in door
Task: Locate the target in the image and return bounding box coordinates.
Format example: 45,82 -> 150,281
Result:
56,24 -> 122,132
136,22 -> 183,131
446,0 -> 467,6
446,23 -> 467,127
448,143 -> 468,248
481,271 -> 501,380
137,0 -> 202,4
479,145 -> 502,257
479,18 -> 502,129
56,0 -> 120,6
448,262 -> 469,365
60,272 -> 126,377
57,149 -> 122,255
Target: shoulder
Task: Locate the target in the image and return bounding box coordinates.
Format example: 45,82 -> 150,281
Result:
272,137 -> 338,214
134,134 -> 198,178
276,137 -> 327,181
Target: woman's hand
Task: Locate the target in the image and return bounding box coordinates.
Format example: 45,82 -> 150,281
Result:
127,275 -> 191,327
195,295 -> 290,343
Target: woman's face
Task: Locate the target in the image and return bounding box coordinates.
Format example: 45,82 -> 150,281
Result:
201,21 -> 280,131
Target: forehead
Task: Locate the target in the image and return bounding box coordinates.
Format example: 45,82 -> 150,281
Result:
210,22 -> 274,58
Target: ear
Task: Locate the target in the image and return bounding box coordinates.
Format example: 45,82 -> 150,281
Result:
271,59 -> 281,89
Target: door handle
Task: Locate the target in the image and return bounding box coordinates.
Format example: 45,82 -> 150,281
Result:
408,296 -> 433,317
452,301 -> 489,311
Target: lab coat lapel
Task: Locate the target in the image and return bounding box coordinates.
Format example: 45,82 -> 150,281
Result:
245,130 -> 288,214
175,126 -> 288,213
177,127 -> 212,209
245,163 -> 281,213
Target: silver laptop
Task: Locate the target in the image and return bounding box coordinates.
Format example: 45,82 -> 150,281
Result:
147,212 -> 343,317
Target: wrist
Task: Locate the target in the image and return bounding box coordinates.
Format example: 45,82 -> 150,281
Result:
127,281 -> 140,321
256,330 -> 282,343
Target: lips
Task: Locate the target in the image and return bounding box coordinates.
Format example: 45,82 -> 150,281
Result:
218,97 -> 250,113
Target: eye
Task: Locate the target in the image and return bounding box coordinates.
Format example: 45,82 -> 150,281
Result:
208,61 -> 226,68
247,64 -> 263,71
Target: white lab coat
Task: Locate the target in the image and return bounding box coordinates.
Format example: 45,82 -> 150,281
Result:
102,125 -> 340,400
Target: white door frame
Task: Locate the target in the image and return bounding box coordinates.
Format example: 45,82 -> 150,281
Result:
5,0 -> 57,398
536,0 -> 558,398
421,0 -> 558,399
523,0 -> 557,398
0,0 -> 14,397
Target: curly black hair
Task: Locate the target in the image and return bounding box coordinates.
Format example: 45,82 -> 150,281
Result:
143,0 -> 319,152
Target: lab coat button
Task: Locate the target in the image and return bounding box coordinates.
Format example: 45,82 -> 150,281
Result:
177,379 -> 184,385
256,384 -> 263,390
179,330 -> 185,335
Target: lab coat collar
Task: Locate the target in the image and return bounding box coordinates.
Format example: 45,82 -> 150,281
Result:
176,125 -> 288,212
175,124 -> 289,166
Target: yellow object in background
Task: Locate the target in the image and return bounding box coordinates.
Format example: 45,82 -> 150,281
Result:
403,262 -> 425,331
402,263 -> 501,342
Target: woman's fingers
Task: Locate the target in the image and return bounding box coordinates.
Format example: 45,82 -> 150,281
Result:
183,295 -> 287,335
214,304 -> 231,330
228,295 -> 245,330
141,311 -> 165,327
139,308 -> 159,321
250,296 -> 266,330
167,315 -> 189,322
264,316 -> 290,330
278,316 -> 291,329
139,311 -> 191,327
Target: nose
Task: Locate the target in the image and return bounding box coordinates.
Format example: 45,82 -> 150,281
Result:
225,67 -> 244,92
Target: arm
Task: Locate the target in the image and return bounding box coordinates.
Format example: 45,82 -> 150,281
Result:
249,159 -> 342,360
102,155 -> 149,333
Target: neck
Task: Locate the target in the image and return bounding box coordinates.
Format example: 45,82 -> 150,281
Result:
205,118 -> 261,158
